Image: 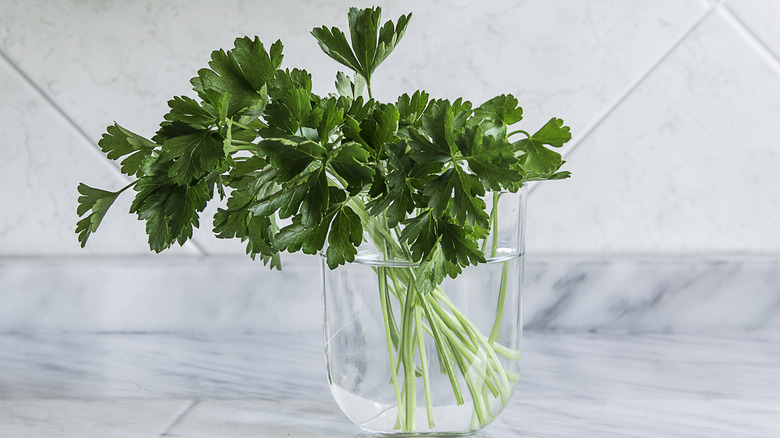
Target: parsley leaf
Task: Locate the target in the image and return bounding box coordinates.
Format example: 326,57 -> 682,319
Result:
75,182 -> 133,247
335,71 -> 365,100
157,130 -> 226,185
257,137 -> 326,182
532,117 -> 572,147
98,124 -> 157,177
129,175 -> 210,252
329,142 -> 374,192
313,7 -> 411,91
325,204 -> 363,268
474,94 -> 524,139
191,37 -> 280,116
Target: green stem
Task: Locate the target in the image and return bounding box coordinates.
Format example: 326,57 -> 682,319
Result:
378,267 -> 405,427
492,341 -> 522,361
400,280 -> 417,432
488,263 -> 509,343
433,288 -> 511,405
414,304 -> 435,429
507,129 -> 530,139
117,180 -> 139,194
224,143 -> 258,154
418,293 -> 465,405
490,192 -> 501,258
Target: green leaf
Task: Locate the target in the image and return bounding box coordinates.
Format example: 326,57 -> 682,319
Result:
348,7 -> 381,78
474,94 -> 523,139
396,90 -> 430,127
367,142 -> 415,227
213,162 -> 284,265
315,97 -> 345,145
300,168 -> 329,228
191,36 -> 278,115
257,137 -> 326,182
439,220 -> 486,269
413,244 -> 448,296
335,71 -> 365,100
456,125 -> 521,191
75,183 -> 128,247
325,205 -> 363,268
399,210 -> 439,263
311,25 -> 362,74
274,211 -> 330,256
409,99 -> 473,164
129,176 -> 210,252
98,123 -> 157,177
424,167 -> 488,229
274,187 -> 346,255
164,96 -> 218,129
375,11 -> 411,69
246,215 -> 281,268
514,138 -> 564,178
313,7 -> 411,82
248,181 -> 308,219
157,130 -> 225,185
329,142 -> 373,191
359,103 -> 399,155
263,75 -> 313,137
231,37 -> 283,91
420,100 -> 457,158
531,117 -> 572,147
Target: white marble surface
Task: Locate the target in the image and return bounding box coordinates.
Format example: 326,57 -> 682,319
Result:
1,257 -> 778,333
1,331 -> 778,437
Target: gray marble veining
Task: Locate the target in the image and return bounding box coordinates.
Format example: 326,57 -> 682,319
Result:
1,331 -> 778,437
1,257 -> 778,333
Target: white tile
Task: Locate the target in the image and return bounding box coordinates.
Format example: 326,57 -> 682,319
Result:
0,59 -> 191,255
0,400 -> 189,438
526,10 -> 780,255
380,0 -> 710,134
725,0 -> 780,62
0,1 -> 708,139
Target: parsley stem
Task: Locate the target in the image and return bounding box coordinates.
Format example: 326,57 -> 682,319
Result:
229,120 -> 264,131
224,143 -> 258,154
378,266 -> 405,427
400,279 -> 417,432
415,304 -> 435,429
118,180 -> 139,194
507,129 -> 531,139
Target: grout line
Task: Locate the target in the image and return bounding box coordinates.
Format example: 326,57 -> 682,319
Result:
718,3 -> 780,76
526,3 -> 716,197
0,46 -> 209,256
158,399 -> 199,437
1,253 -> 779,264
0,46 -> 127,185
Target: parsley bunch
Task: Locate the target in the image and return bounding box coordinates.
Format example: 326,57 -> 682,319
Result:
76,6 -> 570,274
76,6 -> 572,433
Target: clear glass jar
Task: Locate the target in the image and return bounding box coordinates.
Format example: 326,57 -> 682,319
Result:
322,188 -> 526,435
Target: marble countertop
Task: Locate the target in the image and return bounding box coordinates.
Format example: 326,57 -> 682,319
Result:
1,330 -> 778,437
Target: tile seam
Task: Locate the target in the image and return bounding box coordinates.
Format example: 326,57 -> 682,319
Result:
0,46 -> 127,184
0,46 -> 209,257
158,399 -> 199,437
718,4 -> 780,76
527,2 -> 716,197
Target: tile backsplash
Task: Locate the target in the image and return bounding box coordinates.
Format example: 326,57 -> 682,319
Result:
1,0 -> 778,332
